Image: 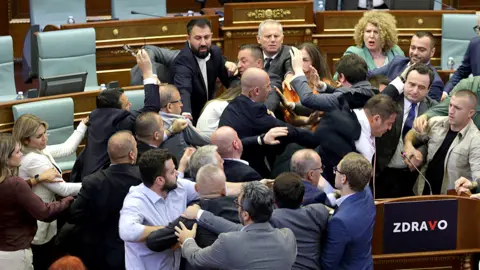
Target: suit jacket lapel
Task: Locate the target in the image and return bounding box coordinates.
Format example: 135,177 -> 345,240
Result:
185,42 -> 208,96
418,99 -> 429,115
394,96 -> 405,135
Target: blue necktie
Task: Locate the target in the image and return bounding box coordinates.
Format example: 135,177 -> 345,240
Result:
402,103 -> 417,139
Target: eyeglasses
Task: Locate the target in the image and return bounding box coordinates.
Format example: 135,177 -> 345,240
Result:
163,99 -> 182,108
311,164 -> 326,173
233,197 -> 242,208
333,166 -> 345,175
474,25 -> 480,35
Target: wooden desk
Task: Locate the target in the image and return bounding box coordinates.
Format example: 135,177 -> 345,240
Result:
0,85 -> 142,133
221,1 -> 316,61
313,10 -> 477,73
43,15 -> 221,87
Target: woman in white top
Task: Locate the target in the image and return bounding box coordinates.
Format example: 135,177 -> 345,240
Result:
12,114 -> 86,268
196,85 -> 241,137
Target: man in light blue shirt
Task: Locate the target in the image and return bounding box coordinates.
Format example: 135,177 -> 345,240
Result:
119,149 -> 198,270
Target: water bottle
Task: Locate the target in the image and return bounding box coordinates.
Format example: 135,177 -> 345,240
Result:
447,57 -> 455,70
67,16 -> 75,24
187,10 -> 194,16
315,0 -> 325,11
100,84 -> 107,91
16,91 -> 25,101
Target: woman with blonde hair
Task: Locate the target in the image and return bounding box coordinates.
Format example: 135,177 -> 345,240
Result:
0,134 -> 73,270
196,85 -> 242,137
13,114 -> 87,269
342,11 -> 404,71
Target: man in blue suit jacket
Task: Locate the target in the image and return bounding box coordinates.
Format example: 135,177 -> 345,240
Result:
369,31 -> 443,101
444,36 -> 480,94
321,152 -> 376,270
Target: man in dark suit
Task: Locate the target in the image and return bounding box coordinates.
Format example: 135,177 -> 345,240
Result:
173,18 -> 233,123
219,67 -> 318,178
68,131 -> 142,270
321,152 -> 376,270
146,164 -> 239,270
271,172 -> 329,270
444,36 -> 480,94
211,126 -> 261,182
71,49 -> 161,182
369,31 -> 443,102
176,181 -> 297,269
376,64 -> 437,198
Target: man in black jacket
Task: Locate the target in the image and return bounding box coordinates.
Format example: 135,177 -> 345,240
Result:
71,49 -> 161,182
68,131 -> 142,270
146,164 -> 239,270
173,18 -> 234,123
219,67 -> 318,178
211,126 -> 261,182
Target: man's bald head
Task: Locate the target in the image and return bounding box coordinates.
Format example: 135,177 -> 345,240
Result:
196,164 -> 227,196
240,68 -> 271,102
107,131 -> 137,164
211,126 -> 242,158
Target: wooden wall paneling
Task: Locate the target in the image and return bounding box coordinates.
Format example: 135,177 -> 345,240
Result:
0,0 -> 8,35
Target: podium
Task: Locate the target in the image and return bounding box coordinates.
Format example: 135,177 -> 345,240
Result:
373,195 -> 480,269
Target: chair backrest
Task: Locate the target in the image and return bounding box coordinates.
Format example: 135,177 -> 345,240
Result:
0,36 -> 17,97
124,90 -> 145,111
12,98 -> 76,170
30,0 -> 87,29
37,28 -> 98,89
111,0 -> 166,20
441,14 -> 478,69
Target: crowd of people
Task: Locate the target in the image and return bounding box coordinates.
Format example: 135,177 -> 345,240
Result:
0,11 -> 480,270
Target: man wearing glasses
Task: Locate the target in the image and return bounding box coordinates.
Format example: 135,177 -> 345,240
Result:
443,16 -> 480,94
321,152 -> 376,270
159,84 -> 210,163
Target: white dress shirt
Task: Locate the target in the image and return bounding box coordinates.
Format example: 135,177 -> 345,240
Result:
196,54 -> 211,98
353,109 -> 376,163
357,0 -> 385,8
196,100 -> 229,138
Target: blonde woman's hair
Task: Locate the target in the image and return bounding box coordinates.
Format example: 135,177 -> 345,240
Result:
0,134 -> 18,183
353,11 -> 399,52
12,114 -> 48,151
200,85 -> 242,114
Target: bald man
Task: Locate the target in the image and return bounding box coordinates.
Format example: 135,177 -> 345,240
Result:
211,126 -> 261,182
146,164 -> 239,260
69,131 -> 142,270
159,84 -> 210,162
219,67 -> 318,178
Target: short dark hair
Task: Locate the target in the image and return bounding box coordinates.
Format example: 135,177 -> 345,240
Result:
187,18 -> 212,35
405,63 -> 434,88
96,89 -> 124,109
414,31 -> 435,48
364,95 -> 400,121
273,172 -> 305,209
340,152 -> 372,192
240,182 -> 274,223
135,112 -> 162,140
239,44 -> 263,63
453,89 -> 479,108
368,75 -> 391,89
138,149 -> 173,188
336,54 -> 368,84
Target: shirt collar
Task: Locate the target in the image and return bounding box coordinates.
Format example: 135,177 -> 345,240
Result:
439,117 -> 474,139
140,183 -> 163,204
223,158 -> 249,165
263,51 -> 279,61
354,109 -> 373,139
336,192 -> 355,207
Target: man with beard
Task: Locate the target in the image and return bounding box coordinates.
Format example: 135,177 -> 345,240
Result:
368,31 -> 444,102
173,18 -> 235,123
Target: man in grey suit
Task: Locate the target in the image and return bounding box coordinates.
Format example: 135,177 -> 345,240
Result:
175,181 -> 297,270
375,63 -> 437,198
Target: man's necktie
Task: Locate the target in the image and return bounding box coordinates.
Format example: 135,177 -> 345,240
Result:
402,103 -> 417,139
264,58 -> 273,72
366,0 -> 374,9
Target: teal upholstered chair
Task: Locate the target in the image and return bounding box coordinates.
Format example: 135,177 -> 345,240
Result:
441,14 -> 478,70
37,28 -> 99,91
124,90 -> 146,112
12,98 -> 77,171
111,0 -> 166,20
0,36 -> 18,102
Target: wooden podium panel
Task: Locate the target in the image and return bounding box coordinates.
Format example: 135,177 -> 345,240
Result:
373,195 -> 480,270
43,15 -> 221,86
221,1 -> 316,61
313,10 -> 477,73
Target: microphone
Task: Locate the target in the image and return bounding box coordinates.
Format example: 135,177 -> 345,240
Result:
130,11 -> 164,18
401,151 -> 432,195
433,0 -> 456,10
